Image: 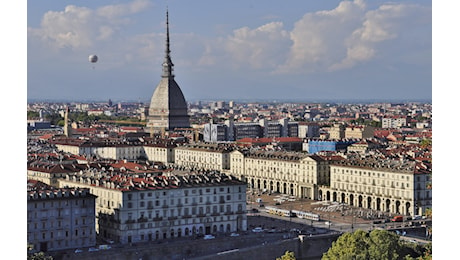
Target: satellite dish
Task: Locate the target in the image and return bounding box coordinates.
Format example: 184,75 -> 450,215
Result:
88,55 -> 98,63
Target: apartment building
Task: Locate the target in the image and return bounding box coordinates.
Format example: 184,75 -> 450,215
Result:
53,139 -> 146,161
298,123 -> 320,138
27,180 -> 97,253
58,170 -> 247,244
344,125 -> 374,139
174,143 -> 234,171
231,148 -> 431,217
382,116 -> 407,128
328,124 -> 345,140
143,142 -> 176,164
230,150 -> 331,199
319,157 -> 431,216
27,159 -> 90,187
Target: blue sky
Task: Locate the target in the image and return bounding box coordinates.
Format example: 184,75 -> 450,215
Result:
26,0 -> 432,102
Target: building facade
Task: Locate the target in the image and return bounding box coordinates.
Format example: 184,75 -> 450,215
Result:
344,126 -> 374,139
318,158 -> 431,216
174,144 -> 233,171
230,150 -> 331,199
27,181 -> 96,253
58,170 -> 247,244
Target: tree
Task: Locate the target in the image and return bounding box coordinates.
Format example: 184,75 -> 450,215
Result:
276,251 -> 296,260
322,230 -> 372,260
367,229 -> 402,260
323,230 -> 431,260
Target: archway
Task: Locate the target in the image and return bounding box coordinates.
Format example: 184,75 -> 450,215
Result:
376,198 -> 381,211
385,199 -> 391,213
349,194 -> 354,206
367,197 -> 372,209
290,183 -> 294,195
341,193 -> 346,203
332,191 -> 336,202
257,179 -> 261,190
395,201 -> 401,214
405,202 -> 411,216
358,195 -> 363,208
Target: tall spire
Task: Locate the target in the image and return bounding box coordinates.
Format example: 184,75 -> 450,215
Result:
162,8 -> 174,78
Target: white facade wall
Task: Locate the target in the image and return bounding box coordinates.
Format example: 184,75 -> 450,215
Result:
174,148 -> 230,171
58,176 -> 247,244
322,164 -> 431,216
144,146 -> 174,164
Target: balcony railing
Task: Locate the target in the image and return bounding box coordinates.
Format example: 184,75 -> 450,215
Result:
138,217 -> 148,223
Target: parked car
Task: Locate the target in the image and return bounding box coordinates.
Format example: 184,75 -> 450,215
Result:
74,249 -> 83,253
88,247 -> 99,252
230,233 -> 240,237
252,227 -> 264,233
203,234 -> 215,240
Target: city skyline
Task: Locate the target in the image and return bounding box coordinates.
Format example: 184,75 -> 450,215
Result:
27,0 -> 432,102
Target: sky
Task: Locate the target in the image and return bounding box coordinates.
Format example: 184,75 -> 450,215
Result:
26,0 -> 432,103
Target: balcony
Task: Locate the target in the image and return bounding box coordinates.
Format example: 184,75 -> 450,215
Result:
138,217 -> 148,223
125,219 -> 136,224
152,217 -> 163,221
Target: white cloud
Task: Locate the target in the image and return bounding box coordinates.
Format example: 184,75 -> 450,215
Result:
96,0 -> 151,19
28,0 -> 152,50
277,0 -> 366,74
331,2 -> 431,71
224,22 -> 290,69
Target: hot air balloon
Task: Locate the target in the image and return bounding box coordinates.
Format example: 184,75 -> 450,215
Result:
88,55 -> 98,63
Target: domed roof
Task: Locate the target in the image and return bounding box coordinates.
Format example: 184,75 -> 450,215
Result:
148,77 -> 188,115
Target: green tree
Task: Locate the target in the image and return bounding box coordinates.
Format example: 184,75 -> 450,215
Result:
322,230 -> 371,260
276,250 -> 296,260
367,229 -> 402,260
